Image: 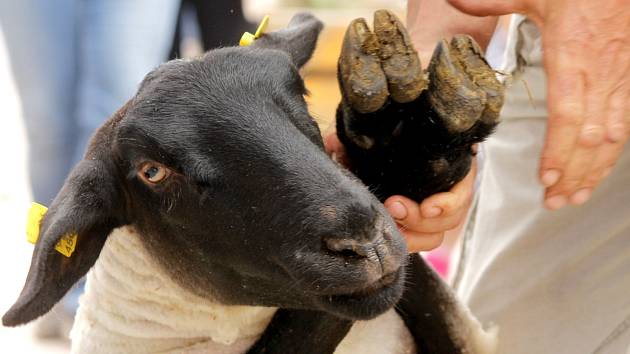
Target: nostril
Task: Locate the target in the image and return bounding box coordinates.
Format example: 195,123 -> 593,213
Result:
324,237 -> 370,258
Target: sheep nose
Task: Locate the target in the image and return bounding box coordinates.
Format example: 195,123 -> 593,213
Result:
324,237 -> 373,258
323,233 -> 399,282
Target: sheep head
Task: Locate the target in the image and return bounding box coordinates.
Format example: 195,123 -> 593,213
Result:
3,13 -> 408,327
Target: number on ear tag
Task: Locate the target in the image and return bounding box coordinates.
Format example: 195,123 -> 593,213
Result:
26,202 -> 77,258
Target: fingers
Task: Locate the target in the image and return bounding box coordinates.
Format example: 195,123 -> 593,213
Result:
386,195 -> 466,231
607,67 -> 630,141
338,18 -> 388,113
446,0 -> 522,17
539,4 -> 630,208
539,59 -> 585,184
404,231 -> 445,253
384,159 -> 476,250
385,158 -> 475,227
570,141 -> 625,204
323,131 -> 349,166
545,130 -> 625,209
373,9 -> 427,103
449,0 -> 629,209
418,158 -> 476,223
384,197 -> 447,252
426,35 -> 503,133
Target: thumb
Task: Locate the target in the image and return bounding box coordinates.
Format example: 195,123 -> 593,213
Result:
447,0 -> 522,17
323,131 -> 341,155
323,131 -> 351,167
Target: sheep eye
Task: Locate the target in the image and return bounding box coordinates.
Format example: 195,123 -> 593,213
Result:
138,162 -> 170,184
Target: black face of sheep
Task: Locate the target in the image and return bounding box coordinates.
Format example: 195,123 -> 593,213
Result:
2,13 -> 408,327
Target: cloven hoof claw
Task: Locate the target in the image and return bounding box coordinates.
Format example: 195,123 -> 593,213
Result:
339,18 -> 389,114
339,10 -> 427,114
427,35 -> 503,133
373,9 -> 427,104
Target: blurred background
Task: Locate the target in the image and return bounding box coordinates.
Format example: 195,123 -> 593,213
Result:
0,0 -> 502,351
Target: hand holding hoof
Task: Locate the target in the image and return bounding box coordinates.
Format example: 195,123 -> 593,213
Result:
384,158 -> 476,252
336,9 -> 504,203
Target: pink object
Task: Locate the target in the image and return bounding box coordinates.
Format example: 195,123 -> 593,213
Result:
423,248 -> 450,278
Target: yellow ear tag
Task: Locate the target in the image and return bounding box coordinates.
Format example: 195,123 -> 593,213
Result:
240,15 -> 270,46
26,202 -> 77,258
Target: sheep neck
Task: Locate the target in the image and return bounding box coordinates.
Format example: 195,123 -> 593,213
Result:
70,226 -> 277,354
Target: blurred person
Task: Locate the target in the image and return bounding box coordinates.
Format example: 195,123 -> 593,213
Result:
170,0 -> 254,59
329,0 -> 628,353
0,0 -> 179,339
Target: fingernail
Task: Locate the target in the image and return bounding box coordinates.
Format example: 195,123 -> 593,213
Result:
331,152 -> 338,162
423,206 -> 443,218
544,195 -> 568,210
388,201 -> 408,220
541,169 -> 561,187
570,188 -> 592,205
608,123 -> 626,142
579,125 -> 605,146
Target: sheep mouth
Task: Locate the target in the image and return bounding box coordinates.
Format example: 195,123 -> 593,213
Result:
344,270 -> 399,297
314,268 -> 404,320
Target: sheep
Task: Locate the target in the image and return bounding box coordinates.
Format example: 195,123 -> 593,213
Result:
2,12 -> 502,354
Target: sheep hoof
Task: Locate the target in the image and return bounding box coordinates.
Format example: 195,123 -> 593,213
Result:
335,12 -> 505,202
338,17 -> 389,114
373,9 -> 427,104
338,10 -> 428,115
427,35 -> 503,133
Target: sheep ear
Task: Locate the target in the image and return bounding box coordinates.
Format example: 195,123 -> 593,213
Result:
251,12 -> 323,68
2,116 -> 126,327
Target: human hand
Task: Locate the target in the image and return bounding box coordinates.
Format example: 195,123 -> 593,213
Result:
383,158 -> 475,252
325,130 -> 476,252
324,130 -> 350,167
447,0 -> 630,209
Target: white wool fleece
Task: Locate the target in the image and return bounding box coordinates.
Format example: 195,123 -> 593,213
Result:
70,226 -> 277,354
70,226 -> 416,354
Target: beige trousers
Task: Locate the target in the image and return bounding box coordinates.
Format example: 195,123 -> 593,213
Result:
452,15 -> 630,354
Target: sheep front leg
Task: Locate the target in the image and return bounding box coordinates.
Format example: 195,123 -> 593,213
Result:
247,309 -> 353,354
335,10 -> 503,354
396,253 -> 498,354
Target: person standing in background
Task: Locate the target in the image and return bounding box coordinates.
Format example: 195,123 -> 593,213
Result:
0,0 -> 179,338
170,0 -> 254,58
394,1 -> 629,353
0,0 -> 179,205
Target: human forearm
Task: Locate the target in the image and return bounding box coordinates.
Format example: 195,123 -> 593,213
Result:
407,0 -> 498,66
446,0 -> 630,209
